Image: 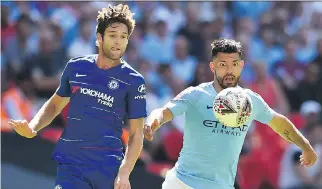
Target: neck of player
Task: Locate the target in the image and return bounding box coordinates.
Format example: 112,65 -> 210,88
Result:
97,53 -> 121,70
212,79 -> 224,93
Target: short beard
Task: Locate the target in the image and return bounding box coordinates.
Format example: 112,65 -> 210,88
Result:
215,71 -> 240,89
101,40 -> 123,61
102,47 -> 122,61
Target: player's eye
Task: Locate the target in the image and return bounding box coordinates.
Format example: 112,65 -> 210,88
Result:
109,35 -> 116,38
220,63 -> 226,67
233,62 -> 239,66
121,36 -> 127,39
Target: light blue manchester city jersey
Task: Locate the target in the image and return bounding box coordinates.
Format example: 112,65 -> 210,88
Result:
165,82 -> 276,189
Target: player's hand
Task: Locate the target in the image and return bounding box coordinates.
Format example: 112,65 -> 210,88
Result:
143,118 -> 160,141
8,119 -> 37,138
114,171 -> 131,189
300,148 -> 318,167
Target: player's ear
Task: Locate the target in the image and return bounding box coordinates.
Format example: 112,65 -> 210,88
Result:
240,60 -> 245,69
96,33 -> 102,47
209,62 -> 215,73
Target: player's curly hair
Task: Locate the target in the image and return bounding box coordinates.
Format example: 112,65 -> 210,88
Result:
96,4 -> 135,38
211,38 -> 243,59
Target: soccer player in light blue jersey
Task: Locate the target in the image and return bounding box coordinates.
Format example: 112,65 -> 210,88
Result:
143,38 -> 318,189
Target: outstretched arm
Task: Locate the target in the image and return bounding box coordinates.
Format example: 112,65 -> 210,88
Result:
248,90 -> 317,166
31,59 -> 72,132
8,93 -> 70,138
144,107 -> 174,141
268,113 -> 317,166
269,114 -> 308,147
9,61 -> 72,138
144,86 -> 196,141
29,94 -> 70,132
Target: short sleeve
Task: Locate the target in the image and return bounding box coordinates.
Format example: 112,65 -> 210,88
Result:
165,87 -> 196,117
126,79 -> 147,119
247,90 -> 276,124
56,62 -> 72,97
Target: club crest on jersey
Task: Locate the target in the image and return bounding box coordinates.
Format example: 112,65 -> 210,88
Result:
108,80 -> 119,90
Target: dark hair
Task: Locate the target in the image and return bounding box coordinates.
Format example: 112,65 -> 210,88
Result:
211,38 -> 243,59
96,4 -> 135,37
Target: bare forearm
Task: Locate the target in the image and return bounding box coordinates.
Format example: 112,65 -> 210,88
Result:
119,131 -> 144,174
270,115 -> 313,151
147,107 -> 173,128
29,100 -> 59,132
282,124 -> 311,151
29,94 -> 69,132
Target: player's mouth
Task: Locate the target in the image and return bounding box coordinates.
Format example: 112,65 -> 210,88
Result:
111,47 -> 121,52
224,76 -> 235,83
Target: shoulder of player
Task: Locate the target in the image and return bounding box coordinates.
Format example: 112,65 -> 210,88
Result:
243,88 -> 272,113
180,85 -> 204,97
120,59 -> 145,84
67,54 -> 97,65
242,88 -> 262,99
194,82 -> 214,95
173,85 -> 208,105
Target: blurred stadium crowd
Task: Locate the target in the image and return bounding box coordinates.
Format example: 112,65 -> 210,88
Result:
1,1 -> 322,189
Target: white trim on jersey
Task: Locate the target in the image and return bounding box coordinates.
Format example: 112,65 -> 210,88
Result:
69,81 -> 92,85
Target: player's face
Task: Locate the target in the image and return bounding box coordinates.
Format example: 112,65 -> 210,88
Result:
97,22 -> 129,60
210,52 -> 244,89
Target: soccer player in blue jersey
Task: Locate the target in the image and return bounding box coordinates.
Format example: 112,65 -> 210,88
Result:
143,38 -> 318,189
8,4 -> 145,189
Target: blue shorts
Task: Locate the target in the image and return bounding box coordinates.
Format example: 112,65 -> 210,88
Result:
55,163 -> 120,189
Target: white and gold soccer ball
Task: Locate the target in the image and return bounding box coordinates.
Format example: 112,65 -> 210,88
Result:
213,87 -> 253,127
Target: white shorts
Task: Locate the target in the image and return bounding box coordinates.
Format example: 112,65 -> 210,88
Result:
162,168 -> 193,189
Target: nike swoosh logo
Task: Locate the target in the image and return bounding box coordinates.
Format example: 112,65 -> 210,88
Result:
207,106 -> 213,109
76,73 -> 87,77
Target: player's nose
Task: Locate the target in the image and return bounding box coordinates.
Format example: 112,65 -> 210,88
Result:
113,41 -> 120,47
113,37 -> 123,46
226,65 -> 233,74
113,43 -> 121,50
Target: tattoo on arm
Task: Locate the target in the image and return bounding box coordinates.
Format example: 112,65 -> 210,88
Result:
284,129 -> 295,143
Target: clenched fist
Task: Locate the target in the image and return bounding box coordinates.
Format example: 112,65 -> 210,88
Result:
300,148 -> 318,167
143,118 -> 160,141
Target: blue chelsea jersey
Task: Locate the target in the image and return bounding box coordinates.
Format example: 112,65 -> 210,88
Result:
52,54 -> 147,165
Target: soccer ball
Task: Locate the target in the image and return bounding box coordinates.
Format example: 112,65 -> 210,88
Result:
213,87 -> 253,127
